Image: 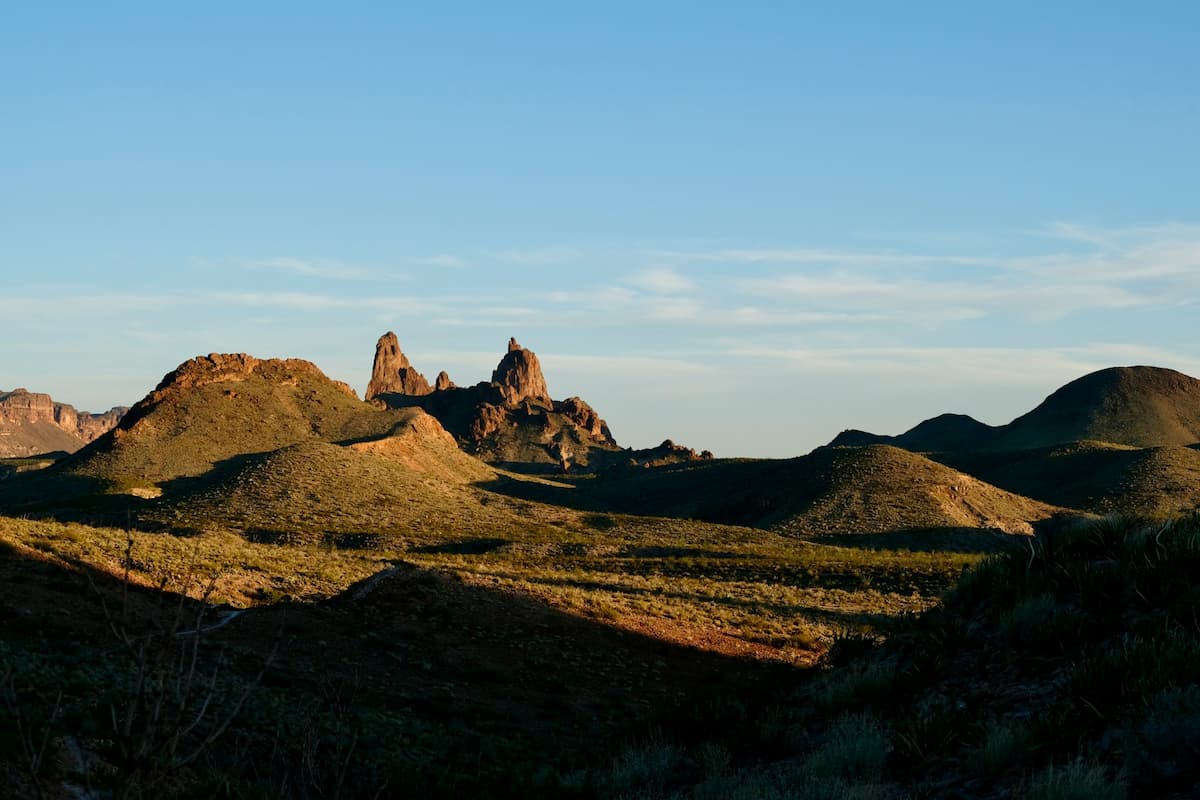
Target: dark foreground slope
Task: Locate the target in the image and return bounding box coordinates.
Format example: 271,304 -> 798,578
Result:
605,513 -> 1200,799
0,524 -> 793,800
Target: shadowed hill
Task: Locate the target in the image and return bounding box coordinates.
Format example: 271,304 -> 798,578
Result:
997,365 -> 1200,449
544,445 -> 1059,536
940,440 -> 1200,517
830,413 -> 994,452
828,366 -> 1200,453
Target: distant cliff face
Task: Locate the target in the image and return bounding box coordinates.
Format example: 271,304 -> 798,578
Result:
0,388 -> 127,457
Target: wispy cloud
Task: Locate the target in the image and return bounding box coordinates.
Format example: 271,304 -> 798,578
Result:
540,353 -> 718,375
723,343 -> 1200,385
653,247 -> 999,268
481,247 -> 581,266
627,267 -> 696,294
414,254 -> 466,268
249,257 -> 374,280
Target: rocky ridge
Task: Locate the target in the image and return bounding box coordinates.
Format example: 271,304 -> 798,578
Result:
365,333 -> 703,471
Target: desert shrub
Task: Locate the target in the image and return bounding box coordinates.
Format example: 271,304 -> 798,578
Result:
1122,685 -> 1200,791
893,695 -> 971,766
964,719 -> 1033,777
812,660 -> 897,713
606,737 -> 683,798
1026,758 -> 1127,800
998,593 -> 1072,650
806,712 -> 890,782
823,628 -> 881,668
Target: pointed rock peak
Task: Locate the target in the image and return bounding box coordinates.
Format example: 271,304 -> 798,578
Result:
435,371 -> 455,391
375,332 -> 410,368
366,332 -> 432,401
491,338 -> 550,407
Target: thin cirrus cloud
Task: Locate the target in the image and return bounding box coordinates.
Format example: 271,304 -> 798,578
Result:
626,267 -> 697,294
736,273 -> 1149,320
250,255 -> 462,279
722,343 -> 1200,387
249,258 -> 375,280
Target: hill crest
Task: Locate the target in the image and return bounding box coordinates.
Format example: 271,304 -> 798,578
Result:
827,365 -> 1200,453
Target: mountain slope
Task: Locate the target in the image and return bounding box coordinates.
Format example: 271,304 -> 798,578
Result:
152,439 -> 509,543
828,366 -> 1200,454
573,445 -> 1059,536
941,441 -> 1200,517
65,353 -> 402,484
997,365 -> 1200,449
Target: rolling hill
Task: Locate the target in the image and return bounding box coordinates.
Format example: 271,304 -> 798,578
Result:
564,444 -> 1060,536
940,440 -> 1200,517
829,365 -> 1200,453
63,353 -> 407,485
150,438 -> 515,545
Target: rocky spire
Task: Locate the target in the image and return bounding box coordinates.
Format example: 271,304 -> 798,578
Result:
365,332 -> 433,401
491,337 -> 550,407
434,371 -> 455,391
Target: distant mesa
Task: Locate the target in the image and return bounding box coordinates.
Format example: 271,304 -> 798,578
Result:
0,387 -> 127,458
827,366 -> 1200,454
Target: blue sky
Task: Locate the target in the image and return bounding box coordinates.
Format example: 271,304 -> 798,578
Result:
3,2 -> 1199,457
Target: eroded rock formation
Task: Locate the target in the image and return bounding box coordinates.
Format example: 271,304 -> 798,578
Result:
365,332 -> 433,401
491,338 -> 551,407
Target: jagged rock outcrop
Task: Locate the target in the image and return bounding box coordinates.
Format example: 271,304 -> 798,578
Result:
365,332 -> 433,402
554,397 -> 615,443
0,388 -> 127,457
623,439 -> 715,468
367,334 -> 679,472
491,338 -> 551,407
